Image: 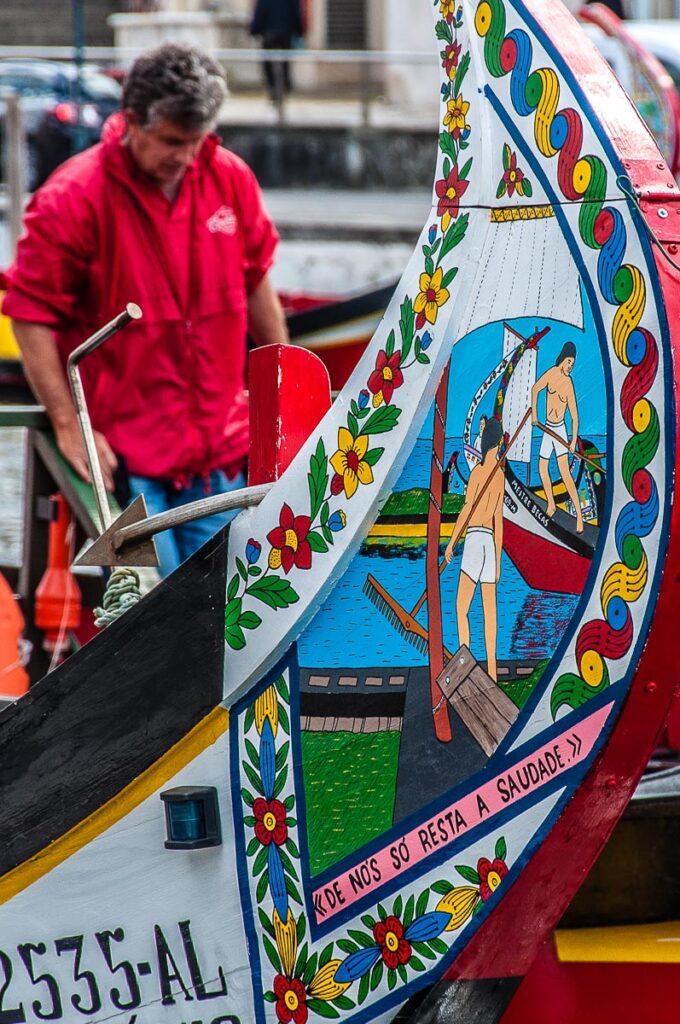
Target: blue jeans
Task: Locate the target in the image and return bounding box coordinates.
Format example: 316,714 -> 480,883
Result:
128,469 -> 247,578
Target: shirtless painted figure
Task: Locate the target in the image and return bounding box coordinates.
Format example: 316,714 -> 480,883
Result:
445,417 -> 504,681
531,341 -> 583,533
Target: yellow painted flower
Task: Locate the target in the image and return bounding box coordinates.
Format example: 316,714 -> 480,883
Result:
414,266 -> 450,328
273,908 -> 298,978
254,684 -> 279,736
308,960 -> 350,1001
443,93 -> 470,139
330,428 -> 374,499
439,0 -> 456,18
436,886 -> 480,930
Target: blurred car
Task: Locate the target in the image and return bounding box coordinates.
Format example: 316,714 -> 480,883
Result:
0,59 -> 121,190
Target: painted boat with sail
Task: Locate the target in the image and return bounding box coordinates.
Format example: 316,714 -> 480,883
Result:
0,3 -> 680,1024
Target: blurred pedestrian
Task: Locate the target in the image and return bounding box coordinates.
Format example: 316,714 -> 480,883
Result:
250,0 -> 304,103
3,43 -> 289,577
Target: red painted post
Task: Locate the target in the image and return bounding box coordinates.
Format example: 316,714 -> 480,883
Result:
248,344 -> 332,486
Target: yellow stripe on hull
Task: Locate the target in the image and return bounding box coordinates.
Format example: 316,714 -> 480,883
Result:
367,522 -> 457,539
556,922 -> 680,964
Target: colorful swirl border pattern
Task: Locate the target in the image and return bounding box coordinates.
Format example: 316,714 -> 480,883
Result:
473,0 -> 661,717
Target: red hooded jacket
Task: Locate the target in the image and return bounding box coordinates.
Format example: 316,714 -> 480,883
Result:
3,115 -> 278,479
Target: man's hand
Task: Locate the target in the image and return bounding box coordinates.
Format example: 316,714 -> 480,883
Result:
445,539 -> 456,564
569,437 -> 576,455
55,422 -> 118,491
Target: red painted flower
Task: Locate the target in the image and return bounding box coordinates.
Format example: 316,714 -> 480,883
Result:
435,166 -> 470,232
267,503 -> 312,574
367,349 -> 404,407
274,975 -> 308,1024
253,797 -> 288,847
478,857 -> 508,901
373,915 -> 412,970
503,151 -> 524,197
442,40 -> 462,80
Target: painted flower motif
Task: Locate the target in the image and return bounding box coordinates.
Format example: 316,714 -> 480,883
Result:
246,538 -> 262,564
328,510 -> 346,532
443,93 -> 470,139
267,504 -> 312,574
497,145 -> 532,200
367,349 -> 404,407
478,857 -> 508,901
254,685 -> 279,736
442,40 -> 462,80
373,916 -> 412,970
274,975 -> 308,1024
428,223 -> 438,244
253,797 -> 288,847
308,960 -> 351,1001
274,909 -> 298,978
435,165 -> 469,232
330,428 -> 374,499
436,886 -> 481,930
439,0 -> 456,22
358,389 -> 370,410
414,267 -> 450,330
421,330 -> 433,351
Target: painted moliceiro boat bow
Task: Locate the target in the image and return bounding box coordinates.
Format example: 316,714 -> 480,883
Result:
0,2 -> 678,1024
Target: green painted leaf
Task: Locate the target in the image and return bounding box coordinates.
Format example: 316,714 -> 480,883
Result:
273,765 -> 288,799
347,412 -> 359,437
410,955 -> 425,972
275,741 -> 290,771
294,941 -> 309,979
387,969 -> 397,991
392,894 -> 403,919
319,942 -> 334,968
322,524 -> 333,544
495,836 -> 507,861
403,894 -> 415,929
283,794 -> 295,811
227,574 -> 240,601
385,328 -> 396,358
360,405 -> 401,436
225,598 -> 242,627
397,963 -> 408,984
308,435 -> 329,521
256,868 -> 269,904
306,1000 -> 340,1019
377,903 -> 387,921
239,611 -> 262,631
361,914 -> 376,930
275,674 -> 289,701
452,50 -> 470,95
264,991 -> 276,1003
333,995 -> 355,1010
456,864 -> 480,884
246,836 -> 260,858
278,846 -> 299,882
241,786 -> 254,807
398,295 -> 415,364
416,351 -> 431,365
286,874 -> 302,904
245,737 -> 259,769
248,565 -> 262,577
425,255 -> 434,277
363,447 -> 384,467
303,952 -> 318,988
523,178 -> 533,198
414,942 -> 436,961
236,557 -> 247,581
253,843 -> 269,876
370,959 -> 384,991
459,157 -> 473,182
278,702 -> 290,734
443,156 -> 451,179
435,20 -> 453,43
348,929 -> 374,949
226,623 -> 246,650
337,939 -> 359,955
287,837 -> 300,857
242,760 -> 264,796
321,501 -> 330,525
438,212 -> 469,263
432,880 -> 452,895
297,913 -> 307,943
308,531 -> 329,554
416,889 -> 429,919
496,180 -> 507,200
243,814 -> 256,827
503,143 -> 512,171
441,267 -> 458,289
358,971 -> 370,1004
429,937 -> 448,955
244,703 -> 255,733
262,934 -> 281,973
258,908 -> 275,938
248,575 -> 300,610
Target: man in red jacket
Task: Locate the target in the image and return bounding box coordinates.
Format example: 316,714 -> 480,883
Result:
3,43 -> 288,576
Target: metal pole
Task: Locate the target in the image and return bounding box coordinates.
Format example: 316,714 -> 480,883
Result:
66,303 -> 143,533
5,92 -> 25,254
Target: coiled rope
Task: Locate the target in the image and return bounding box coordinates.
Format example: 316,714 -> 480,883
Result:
94,567 -> 143,628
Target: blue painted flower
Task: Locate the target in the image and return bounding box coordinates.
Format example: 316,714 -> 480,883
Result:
429,223 -> 438,244
246,538 -> 261,564
259,717 -> 276,799
462,125 -> 471,141
268,843 -> 289,920
358,389 -> 370,410
421,331 -> 433,351
405,911 -> 450,942
441,83 -> 450,97
328,511 -> 346,533
334,945 -> 382,984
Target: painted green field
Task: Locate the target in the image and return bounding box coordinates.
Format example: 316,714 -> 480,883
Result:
301,731 -> 401,876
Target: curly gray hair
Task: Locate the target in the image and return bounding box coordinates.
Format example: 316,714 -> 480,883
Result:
122,43 -> 226,130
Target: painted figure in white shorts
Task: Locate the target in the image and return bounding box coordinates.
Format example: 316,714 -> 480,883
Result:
445,417 -> 504,681
531,341 -> 583,533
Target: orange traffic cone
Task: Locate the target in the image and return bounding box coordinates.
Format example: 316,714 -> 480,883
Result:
34,494 -> 81,654
0,572 -> 29,699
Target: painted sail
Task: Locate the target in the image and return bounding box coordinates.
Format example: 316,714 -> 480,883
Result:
1,3 -> 679,1024
502,323 -> 536,462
